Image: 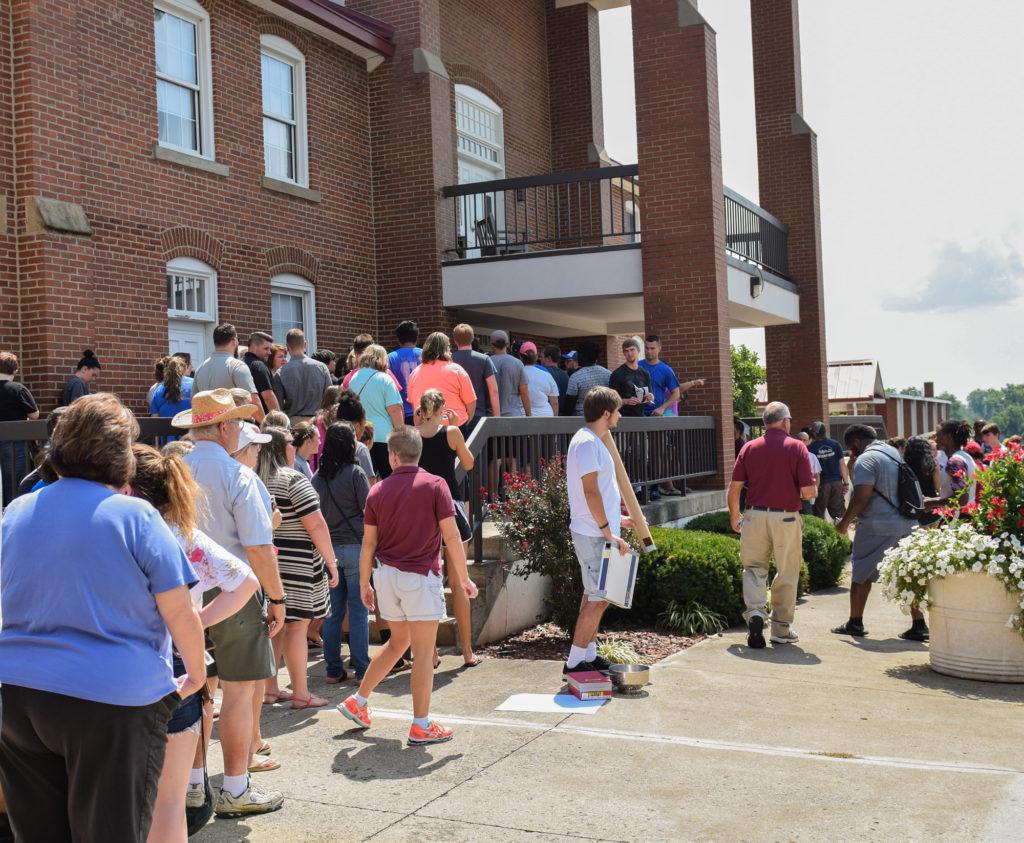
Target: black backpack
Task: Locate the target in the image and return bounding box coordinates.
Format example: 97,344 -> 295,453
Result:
869,446 -> 925,521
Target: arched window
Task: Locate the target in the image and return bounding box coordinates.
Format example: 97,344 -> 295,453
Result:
260,35 -> 309,186
271,273 -> 316,349
455,85 -> 504,183
166,256 -> 217,363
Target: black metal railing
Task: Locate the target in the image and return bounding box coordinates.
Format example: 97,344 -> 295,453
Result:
724,187 -> 790,278
442,165 -> 640,260
442,167 -> 790,280
739,415 -> 889,445
0,417 -> 179,506
455,416 -> 717,563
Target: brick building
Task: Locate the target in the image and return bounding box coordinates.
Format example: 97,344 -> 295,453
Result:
0,0 -> 828,487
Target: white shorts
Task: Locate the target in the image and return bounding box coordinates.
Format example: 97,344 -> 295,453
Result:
374,564 -> 447,623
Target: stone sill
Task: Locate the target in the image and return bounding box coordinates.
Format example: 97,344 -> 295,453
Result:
153,144 -> 230,177
261,176 -> 322,203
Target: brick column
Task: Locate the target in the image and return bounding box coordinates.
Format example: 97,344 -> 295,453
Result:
546,0 -> 604,172
633,0 -> 734,487
751,0 -> 830,430
360,0 -> 455,339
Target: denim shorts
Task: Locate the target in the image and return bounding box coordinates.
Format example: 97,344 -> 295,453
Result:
168,656 -> 202,735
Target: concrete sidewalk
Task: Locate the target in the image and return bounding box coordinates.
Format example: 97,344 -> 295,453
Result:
195,583 -> 1024,842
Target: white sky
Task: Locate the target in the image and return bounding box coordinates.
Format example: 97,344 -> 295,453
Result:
599,1 -> 1024,400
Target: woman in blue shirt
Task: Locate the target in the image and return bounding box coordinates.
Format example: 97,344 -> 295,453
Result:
151,355 -> 194,419
0,393 -> 206,841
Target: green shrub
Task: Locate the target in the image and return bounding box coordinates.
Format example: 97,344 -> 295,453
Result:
682,511 -> 849,591
658,600 -> 728,635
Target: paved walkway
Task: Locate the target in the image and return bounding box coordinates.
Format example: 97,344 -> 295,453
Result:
195,582 -> 1024,842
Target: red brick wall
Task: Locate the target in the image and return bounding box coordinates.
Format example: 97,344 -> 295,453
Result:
633,1 -> 734,487
10,0 -> 375,412
752,0 -> 830,431
0,2 -> 17,357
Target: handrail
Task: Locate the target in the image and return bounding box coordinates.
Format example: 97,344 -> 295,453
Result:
455,415 -> 718,564
441,164 -> 638,198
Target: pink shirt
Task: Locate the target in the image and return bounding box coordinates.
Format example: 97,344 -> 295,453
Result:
406,360 -> 477,426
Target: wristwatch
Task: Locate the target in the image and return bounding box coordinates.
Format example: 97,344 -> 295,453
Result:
268,595 -> 287,605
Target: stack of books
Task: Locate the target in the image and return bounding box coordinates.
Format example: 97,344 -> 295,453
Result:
566,670 -> 613,701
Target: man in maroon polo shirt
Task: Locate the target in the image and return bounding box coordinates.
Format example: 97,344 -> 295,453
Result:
728,401 -> 818,649
337,426 -> 478,745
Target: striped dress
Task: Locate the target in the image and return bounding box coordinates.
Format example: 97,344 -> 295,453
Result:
267,467 -> 329,622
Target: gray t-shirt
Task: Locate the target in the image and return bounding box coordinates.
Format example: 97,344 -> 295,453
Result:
274,355 -> 332,417
854,442 -> 916,534
312,463 -> 369,545
356,441 -> 376,480
452,349 -> 497,417
491,353 -> 526,417
193,352 -> 257,394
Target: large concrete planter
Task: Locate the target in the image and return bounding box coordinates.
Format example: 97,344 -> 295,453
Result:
928,573 -> 1024,683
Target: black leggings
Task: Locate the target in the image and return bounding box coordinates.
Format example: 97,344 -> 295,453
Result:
371,442 -> 392,479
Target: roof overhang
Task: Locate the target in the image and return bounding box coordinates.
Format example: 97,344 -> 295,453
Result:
245,0 -> 394,71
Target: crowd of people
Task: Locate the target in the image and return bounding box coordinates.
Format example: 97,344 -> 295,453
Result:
1,316 -> 1012,841
0,318 -> 705,840
728,402 -> 997,650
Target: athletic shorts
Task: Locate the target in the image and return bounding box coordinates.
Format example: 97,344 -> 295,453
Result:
374,564 -> 446,622
572,531 -> 607,602
851,527 -> 912,585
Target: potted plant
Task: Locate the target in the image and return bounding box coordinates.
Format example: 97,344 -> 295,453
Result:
878,443 -> 1024,682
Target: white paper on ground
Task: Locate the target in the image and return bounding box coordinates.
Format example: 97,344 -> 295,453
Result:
495,693 -> 607,714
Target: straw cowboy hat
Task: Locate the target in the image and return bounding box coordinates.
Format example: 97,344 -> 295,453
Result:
172,388 -> 258,429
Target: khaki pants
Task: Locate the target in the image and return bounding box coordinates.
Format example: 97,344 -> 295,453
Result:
739,509 -> 803,634
812,481 -> 846,521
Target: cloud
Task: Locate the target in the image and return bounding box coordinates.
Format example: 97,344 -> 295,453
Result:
882,240 -> 1024,312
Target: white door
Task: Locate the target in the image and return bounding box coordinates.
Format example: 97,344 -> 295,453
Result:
168,320 -> 209,367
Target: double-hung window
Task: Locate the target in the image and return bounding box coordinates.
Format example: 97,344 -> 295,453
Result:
154,0 -> 214,157
261,36 -> 308,186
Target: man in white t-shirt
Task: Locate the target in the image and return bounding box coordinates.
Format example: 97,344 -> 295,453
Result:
519,342 -> 559,416
564,386 -> 633,675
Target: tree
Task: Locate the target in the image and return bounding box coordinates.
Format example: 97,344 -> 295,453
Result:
937,391 -> 967,420
731,344 -> 766,418
886,386 -> 923,397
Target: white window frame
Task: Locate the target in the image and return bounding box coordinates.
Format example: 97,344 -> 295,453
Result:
154,0 -> 215,159
166,256 -> 218,322
271,273 -> 316,350
455,85 -> 505,178
625,200 -> 639,243
260,35 -> 309,187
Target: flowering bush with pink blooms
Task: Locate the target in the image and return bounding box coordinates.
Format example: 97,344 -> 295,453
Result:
487,458 -> 584,631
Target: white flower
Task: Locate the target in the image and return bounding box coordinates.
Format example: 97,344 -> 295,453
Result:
972,562 -> 983,573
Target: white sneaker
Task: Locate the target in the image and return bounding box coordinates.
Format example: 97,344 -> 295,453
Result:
771,628 -> 799,645
214,781 -> 284,818
186,782 -> 206,809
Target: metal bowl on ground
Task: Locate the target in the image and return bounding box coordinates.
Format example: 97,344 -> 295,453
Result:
608,664 -> 650,693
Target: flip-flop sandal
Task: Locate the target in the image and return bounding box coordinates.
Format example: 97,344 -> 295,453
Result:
247,757 -> 280,774
461,656 -> 483,668
291,694 -> 329,710
899,629 -> 930,642
831,623 -> 867,637
263,691 -> 293,705
255,742 -> 272,757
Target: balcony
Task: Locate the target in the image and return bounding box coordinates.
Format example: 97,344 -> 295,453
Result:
441,166 -> 800,336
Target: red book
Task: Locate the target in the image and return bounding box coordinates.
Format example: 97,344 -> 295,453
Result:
567,670 -> 612,700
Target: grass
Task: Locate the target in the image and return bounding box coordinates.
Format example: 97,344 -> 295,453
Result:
658,600 -> 728,635
596,637 -> 642,665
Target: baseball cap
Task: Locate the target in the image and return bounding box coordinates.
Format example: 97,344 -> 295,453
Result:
490,329 -> 509,344
235,422 -> 271,451
562,350 -> 578,360
519,341 -> 538,354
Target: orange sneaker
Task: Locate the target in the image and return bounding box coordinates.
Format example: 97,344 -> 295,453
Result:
337,695 -> 371,729
408,721 -> 453,746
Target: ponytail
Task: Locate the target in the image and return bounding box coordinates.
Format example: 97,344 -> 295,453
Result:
419,388 -> 446,420
130,444 -> 201,545
163,355 -> 186,404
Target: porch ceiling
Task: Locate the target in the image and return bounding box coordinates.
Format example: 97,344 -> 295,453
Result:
554,0 -> 631,10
